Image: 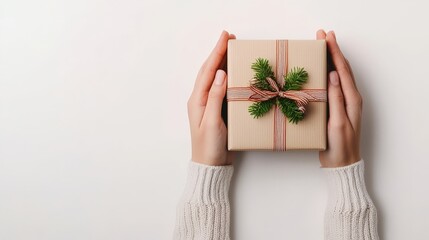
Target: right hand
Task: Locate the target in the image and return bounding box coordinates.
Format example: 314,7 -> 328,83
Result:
317,30 -> 363,168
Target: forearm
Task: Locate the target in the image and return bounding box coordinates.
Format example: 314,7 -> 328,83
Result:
323,160 -> 379,240
174,161 -> 234,240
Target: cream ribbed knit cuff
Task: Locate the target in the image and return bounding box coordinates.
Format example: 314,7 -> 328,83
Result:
323,160 -> 379,240
173,161 -> 234,240
181,161 -> 234,204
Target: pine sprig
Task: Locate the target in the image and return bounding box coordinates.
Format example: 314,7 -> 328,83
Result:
250,58 -> 276,91
283,67 -> 308,91
248,99 -> 276,119
278,98 -> 304,124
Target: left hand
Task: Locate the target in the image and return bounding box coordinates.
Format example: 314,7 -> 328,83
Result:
187,30 -> 235,166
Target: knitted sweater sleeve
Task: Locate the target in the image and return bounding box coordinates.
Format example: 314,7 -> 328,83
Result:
173,160 -> 379,240
323,160 -> 380,240
173,161 -> 234,240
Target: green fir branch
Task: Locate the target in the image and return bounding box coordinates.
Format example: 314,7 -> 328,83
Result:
278,98 -> 304,124
248,99 -> 276,119
283,67 -> 308,91
250,58 -> 276,91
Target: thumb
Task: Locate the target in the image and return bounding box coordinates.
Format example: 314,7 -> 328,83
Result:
202,69 -> 227,125
328,71 -> 347,125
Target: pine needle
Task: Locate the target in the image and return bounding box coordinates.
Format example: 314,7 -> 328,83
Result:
250,58 -> 276,91
248,99 -> 276,118
283,67 -> 308,91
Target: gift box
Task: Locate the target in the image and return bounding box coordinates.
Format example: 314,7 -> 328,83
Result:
227,40 -> 327,151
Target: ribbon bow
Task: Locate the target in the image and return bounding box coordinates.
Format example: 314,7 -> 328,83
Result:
249,77 -> 319,113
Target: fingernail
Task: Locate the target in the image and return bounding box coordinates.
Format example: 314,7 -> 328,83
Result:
331,31 -> 336,39
329,71 -> 339,85
214,70 -> 226,85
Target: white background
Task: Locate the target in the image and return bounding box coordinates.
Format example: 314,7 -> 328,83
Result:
1,0 -> 428,239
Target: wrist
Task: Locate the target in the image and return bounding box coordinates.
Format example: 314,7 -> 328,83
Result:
191,151 -> 231,166
319,152 -> 361,168
191,158 -> 230,166
322,158 -> 363,170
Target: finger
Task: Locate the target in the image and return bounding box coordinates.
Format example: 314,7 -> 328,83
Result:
326,31 -> 360,103
201,70 -> 227,127
344,58 -> 362,130
316,29 -> 326,40
220,34 -> 236,71
193,30 -> 231,97
327,71 -> 348,127
345,58 -> 357,87
326,31 -> 362,131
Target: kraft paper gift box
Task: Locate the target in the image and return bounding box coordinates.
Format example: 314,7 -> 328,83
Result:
227,40 -> 327,151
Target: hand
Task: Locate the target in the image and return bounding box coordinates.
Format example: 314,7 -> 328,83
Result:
187,30 -> 235,166
317,30 -> 363,168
